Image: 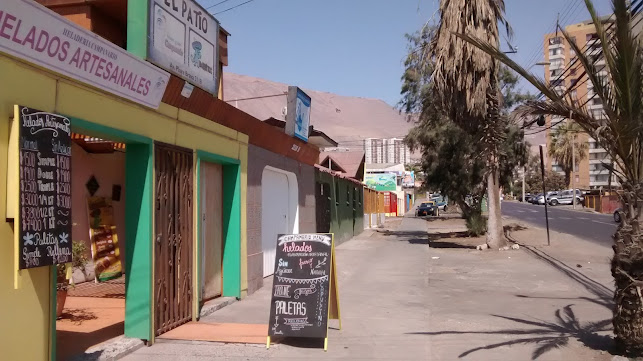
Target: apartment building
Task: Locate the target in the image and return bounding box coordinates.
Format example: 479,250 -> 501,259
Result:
543,18 -> 618,189
364,138 -> 412,165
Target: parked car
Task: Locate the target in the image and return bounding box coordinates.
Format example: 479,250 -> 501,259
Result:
529,193 -> 540,204
531,193 -> 544,204
548,189 -> 584,206
545,191 -> 559,202
519,193 -> 533,203
430,195 -> 448,211
614,208 -> 622,223
416,202 -> 438,217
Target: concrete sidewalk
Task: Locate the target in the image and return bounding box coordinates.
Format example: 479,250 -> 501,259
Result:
426,216 -> 616,360
122,215 -> 619,360
123,217 -> 431,360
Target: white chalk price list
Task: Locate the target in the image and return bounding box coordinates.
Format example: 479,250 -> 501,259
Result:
20,146 -> 71,267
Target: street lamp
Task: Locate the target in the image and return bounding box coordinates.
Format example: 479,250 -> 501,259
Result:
522,61 -> 551,204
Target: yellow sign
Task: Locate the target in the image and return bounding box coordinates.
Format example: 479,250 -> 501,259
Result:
87,197 -> 122,282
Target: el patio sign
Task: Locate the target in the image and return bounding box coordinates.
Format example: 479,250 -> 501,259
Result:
148,0 -> 220,94
0,0 -> 170,109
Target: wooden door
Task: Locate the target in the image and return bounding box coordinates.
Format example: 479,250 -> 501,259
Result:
154,143 -> 193,336
200,161 -> 223,301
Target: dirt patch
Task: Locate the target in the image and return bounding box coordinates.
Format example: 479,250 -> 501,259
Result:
428,231 -> 485,249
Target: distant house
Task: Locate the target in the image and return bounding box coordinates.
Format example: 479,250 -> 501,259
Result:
318,151 -> 366,181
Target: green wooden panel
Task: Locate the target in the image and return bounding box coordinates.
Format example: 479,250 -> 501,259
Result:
127,0 -> 149,58
222,164 -> 241,297
124,144 -> 154,339
315,171 -> 364,244
69,117 -> 153,144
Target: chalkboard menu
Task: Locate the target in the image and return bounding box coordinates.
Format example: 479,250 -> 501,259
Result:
268,233 -> 339,340
18,106 -> 72,269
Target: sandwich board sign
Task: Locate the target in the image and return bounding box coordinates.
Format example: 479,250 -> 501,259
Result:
267,233 -> 341,351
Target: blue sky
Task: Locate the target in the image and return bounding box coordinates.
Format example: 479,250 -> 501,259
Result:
200,0 -> 612,106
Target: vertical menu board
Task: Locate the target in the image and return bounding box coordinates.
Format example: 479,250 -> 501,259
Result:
18,106 -> 72,269
268,233 -> 338,340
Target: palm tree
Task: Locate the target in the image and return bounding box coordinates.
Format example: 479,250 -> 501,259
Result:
430,0 -> 511,249
548,122 -> 589,187
458,0 -> 643,355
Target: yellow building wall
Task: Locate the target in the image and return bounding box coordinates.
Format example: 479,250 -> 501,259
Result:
0,53 -> 248,360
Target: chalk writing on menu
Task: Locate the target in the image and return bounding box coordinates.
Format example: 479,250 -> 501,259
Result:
19,106 -> 72,269
268,233 -> 333,339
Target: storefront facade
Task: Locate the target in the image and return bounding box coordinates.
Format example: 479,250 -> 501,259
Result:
0,4 -> 248,360
246,144 -> 317,294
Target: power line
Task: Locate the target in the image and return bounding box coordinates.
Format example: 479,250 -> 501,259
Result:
212,0 -> 259,15
205,0 -> 234,10
525,0 -> 583,69
522,0 -> 583,68
524,0 -> 643,137
522,1 -> 575,67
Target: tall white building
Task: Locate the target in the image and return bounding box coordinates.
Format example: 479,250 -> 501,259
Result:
364,138 -> 411,165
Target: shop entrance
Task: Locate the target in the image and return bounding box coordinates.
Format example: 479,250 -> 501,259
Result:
261,167 -> 298,277
55,134 -> 129,360
153,143 -> 194,336
200,161 -> 224,301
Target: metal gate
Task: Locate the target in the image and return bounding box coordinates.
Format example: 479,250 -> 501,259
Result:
316,182 -> 331,233
154,143 -> 194,336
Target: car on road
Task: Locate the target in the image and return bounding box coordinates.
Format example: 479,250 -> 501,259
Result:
614,208 -> 622,223
545,191 -> 559,203
519,193 -> 533,203
430,195 -> 448,211
416,202 -> 438,217
530,193 -> 544,204
548,189 -> 584,206
531,193 -> 550,205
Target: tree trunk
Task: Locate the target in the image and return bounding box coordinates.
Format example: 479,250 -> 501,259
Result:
457,199 -> 472,219
565,171 -> 572,190
611,184 -> 643,356
486,168 -> 507,249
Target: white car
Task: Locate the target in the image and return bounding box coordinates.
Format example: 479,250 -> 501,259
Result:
548,189 -> 584,206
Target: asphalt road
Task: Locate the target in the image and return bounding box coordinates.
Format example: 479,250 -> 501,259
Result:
501,201 -> 618,246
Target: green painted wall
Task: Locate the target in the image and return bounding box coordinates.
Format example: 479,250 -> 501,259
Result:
222,164 -> 241,297
315,171 -> 364,245
123,144 -> 154,339
127,0 -> 148,58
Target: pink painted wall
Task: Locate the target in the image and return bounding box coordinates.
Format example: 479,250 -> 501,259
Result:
70,142 -> 126,283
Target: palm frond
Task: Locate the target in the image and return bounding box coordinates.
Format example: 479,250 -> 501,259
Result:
457,0 -> 643,185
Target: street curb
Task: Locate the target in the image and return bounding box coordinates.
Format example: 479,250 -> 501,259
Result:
67,335 -> 144,361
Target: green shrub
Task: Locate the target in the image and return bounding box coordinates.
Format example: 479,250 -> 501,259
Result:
466,213 -> 487,236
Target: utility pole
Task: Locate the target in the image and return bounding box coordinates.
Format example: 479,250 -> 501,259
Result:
572,134 -> 576,209
540,145 -> 551,246
522,165 -> 526,203
571,111 -> 576,209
